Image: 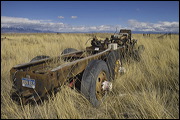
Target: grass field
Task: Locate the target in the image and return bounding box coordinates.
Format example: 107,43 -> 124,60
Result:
1,33 -> 179,119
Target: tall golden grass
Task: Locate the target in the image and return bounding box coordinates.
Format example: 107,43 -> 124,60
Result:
1,33 -> 179,119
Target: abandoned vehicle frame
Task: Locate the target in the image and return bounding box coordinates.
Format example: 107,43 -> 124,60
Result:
10,29 -> 144,107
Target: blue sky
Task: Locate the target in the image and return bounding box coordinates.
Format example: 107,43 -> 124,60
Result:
1,1 -> 179,32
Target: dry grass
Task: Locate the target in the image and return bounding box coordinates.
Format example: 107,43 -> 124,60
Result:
1,33 -> 179,119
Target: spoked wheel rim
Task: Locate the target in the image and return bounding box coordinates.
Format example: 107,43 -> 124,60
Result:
96,71 -> 107,101
114,59 -> 121,79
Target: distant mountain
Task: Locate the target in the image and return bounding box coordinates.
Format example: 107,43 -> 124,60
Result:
1,27 -> 54,33
131,31 -> 179,34
1,27 -> 178,34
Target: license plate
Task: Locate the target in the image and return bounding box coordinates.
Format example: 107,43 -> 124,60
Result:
22,78 -> 35,88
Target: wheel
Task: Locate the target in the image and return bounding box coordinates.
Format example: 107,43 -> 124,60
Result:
61,48 -> 78,55
81,60 -> 111,107
30,55 -> 50,62
10,88 -> 20,104
132,50 -> 140,61
106,51 -> 121,81
61,48 -> 78,61
131,45 -> 145,62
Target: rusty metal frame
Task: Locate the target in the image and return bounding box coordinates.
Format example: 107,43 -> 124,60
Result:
10,29 -> 139,105
10,47 -> 126,104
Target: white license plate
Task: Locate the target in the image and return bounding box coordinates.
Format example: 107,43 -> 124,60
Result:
22,78 -> 35,88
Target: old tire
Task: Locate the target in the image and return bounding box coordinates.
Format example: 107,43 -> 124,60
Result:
30,55 -> 50,62
61,48 -> 78,55
81,60 -> 110,107
132,50 -> 140,61
106,51 -> 121,81
61,48 -> 78,61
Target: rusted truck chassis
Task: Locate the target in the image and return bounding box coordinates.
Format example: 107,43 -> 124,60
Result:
10,29 -> 144,107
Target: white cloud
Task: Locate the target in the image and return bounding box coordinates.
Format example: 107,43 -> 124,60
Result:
1,16 -> 41,24
1,16 -> 179,33
58,16 -> 64,19
1,16 -> 66,32
71,16 -> 77,19
128,19 -> 179,32
1,16 -> 122,32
